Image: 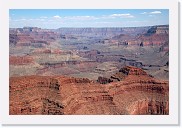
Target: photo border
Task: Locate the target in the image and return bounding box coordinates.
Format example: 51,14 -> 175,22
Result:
0,0 -> 179,125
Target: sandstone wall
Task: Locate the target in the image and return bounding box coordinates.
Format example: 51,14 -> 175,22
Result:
10,66 -> 169,115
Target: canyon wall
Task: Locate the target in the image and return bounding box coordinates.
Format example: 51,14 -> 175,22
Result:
10,66 -> 169,115
56,27 -> 150,37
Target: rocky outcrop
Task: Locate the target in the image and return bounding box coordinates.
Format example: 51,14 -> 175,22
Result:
10,66 -> 169,115
36,60 -> 97,75
9,33 -> 34,46
146,25 -> 169,35
10,76 -> 64,115
10,56 -> 34,65
32,49 -> 71,55
9,34 -> 19,45
119,57 -> 143,68
128,100 -> 169,115
78,50 -> 100,60
9,27 -> 59,47
97,66 -> 150,84
38,60 -> 96,68
32,49 -> 51,54
105,25 -> 169,46
119,66 -> 147,75
97,76 -> 113,84
136,25 -> 169,46
159,41 -> 169,52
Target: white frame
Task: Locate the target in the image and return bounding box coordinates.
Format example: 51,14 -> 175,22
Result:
0,0 -> 179,125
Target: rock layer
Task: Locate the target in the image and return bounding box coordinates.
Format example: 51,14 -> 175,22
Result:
10,66 -> 169,115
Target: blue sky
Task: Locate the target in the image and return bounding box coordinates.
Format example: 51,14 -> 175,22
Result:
9,9 -> 169,29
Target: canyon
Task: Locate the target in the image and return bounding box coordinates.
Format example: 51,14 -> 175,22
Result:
9,25 -> 169,115
10,66 -> 169,115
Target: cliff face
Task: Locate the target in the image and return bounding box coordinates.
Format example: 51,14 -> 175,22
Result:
10,56 -> 34,65
136,25 -> 169,46
56,27 -> 149,37
146,25 -> 169,35
10,76 -> 64,115
10,25 -> 168,47
9,27 -> 59,47
108,25 -> 169,46
10,66 -> 169,115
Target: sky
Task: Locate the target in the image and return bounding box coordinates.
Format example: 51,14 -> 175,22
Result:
9,9 -> 169,29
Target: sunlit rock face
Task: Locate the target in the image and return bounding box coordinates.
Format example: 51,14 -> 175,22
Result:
10,66 -> 168,115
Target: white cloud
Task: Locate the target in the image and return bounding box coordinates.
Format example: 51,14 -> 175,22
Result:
63,16 -> 96,20
111,13 -> 129,16
140,12 -> 147,14
128,20 -> 148,23
53,15 -> 61,19
110,13 -> 134,18
100,15 -> 115,19
140,11 -> 162,15
150,11 -> 162,14
84,16 -> 91,18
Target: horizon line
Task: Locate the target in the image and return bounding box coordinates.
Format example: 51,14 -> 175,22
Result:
9,24 -> 169,29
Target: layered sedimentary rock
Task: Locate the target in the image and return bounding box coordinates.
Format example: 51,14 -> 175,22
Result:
9,25 -> 169,115
10,25 -> 169,47
10,66 -> 169,115
136,25 -> 169,46
10,76 -> 64,114
97,66 -> 150,84
107,25 -> 169,46
146,25 -> 169,35
56,27 -> 149,37
10,56 -> 34,65
9,27 -> 59,47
